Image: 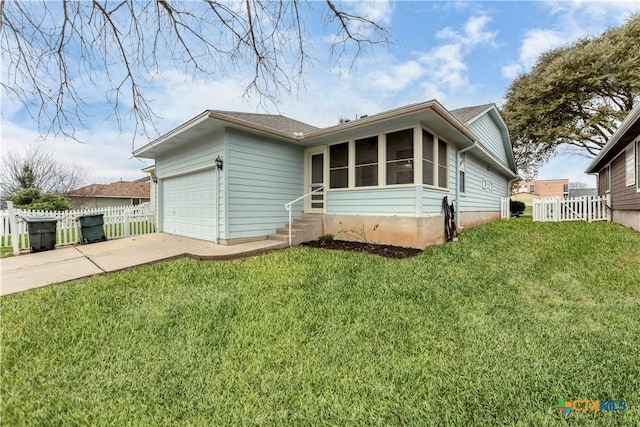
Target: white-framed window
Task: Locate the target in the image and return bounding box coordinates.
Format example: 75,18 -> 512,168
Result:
386,129 -> 414,185
422,130 -> 435,186
626,144 -> 635,187
329,142 -> 349,189
355,136 -> 378,187
459,152 -> 466,193
637,139 -> 640,192
529,184 -> 535,193
437,139 -> 448,188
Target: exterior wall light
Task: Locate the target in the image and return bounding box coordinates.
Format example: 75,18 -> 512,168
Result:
152,176 -> 158,184
215,156 -> 223,171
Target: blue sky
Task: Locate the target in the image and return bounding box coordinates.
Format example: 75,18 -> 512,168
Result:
3,1 -> 639,187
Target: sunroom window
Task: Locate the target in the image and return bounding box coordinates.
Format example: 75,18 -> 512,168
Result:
422,130 -> 434,185
637,139 -> 640,191
386,129 -> 414,185
355,136 -> 378,187
329,142 -> 348,188
438,139 -> 448,188
459,153 -> 466,193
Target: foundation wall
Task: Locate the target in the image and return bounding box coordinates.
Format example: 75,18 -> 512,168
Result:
612,210 -> 640,232
321,211 -> 500,249
458,211 -> 501,230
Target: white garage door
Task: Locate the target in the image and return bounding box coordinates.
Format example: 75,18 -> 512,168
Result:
161,169 -> 216,241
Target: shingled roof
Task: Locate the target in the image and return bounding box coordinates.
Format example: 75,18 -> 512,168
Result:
68,181 -> 150,199
450,104 -> 494,124
210,110 -> 319,135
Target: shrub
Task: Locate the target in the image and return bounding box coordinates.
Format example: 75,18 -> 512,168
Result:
510,199 -> 526,217
318,234 -> 334,245
11,188 -> 69,211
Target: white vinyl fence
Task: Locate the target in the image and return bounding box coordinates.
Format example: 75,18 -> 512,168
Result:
532,195 -> 610,222
1,203 -> 155,252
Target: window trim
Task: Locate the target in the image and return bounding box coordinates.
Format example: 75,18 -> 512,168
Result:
605,164 -> 611,193
437,138 -> 448,189
421,128 -> 435,187
636,137 -> 640,193
385,128 -> 415,186
625,143 -> 635,187
328,141 -> 349,189
354,135 -> 380,188
459,152 -> 466,194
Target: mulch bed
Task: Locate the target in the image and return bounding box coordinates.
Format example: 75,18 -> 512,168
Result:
300,239 -> 423,259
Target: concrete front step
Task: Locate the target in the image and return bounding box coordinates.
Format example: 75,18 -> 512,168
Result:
268,215 -> 324,245
267,233 -> 289,241
276,227 -> 305,234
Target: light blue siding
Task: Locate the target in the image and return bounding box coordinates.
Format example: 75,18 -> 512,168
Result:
327,187 -> 416,216
227,129 -> 304,239
468,114 -> 508,165
422,188 -> 451,214
459,152 -> 508,212
155,129 -> 226,238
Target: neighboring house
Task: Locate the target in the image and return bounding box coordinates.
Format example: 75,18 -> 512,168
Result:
586,103 -> 640,232
568,187 -> 597,198
67,180 -> 151,209
134,100 -> 518,249
511,179 -> 569,205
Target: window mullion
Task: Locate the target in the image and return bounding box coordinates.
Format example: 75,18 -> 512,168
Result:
414,126 -> 422,185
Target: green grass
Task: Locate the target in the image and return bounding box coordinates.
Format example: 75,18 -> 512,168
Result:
524,204 -> 533,216
2,220 -> 639,426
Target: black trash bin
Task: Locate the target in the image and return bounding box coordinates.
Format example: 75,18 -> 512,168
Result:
26,216 -> 58,252
77,214 -> 107,244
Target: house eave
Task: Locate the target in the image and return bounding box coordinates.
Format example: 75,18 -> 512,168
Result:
302,100 -> 477,146
133,111 -> 212,158
585,104 -> 640,173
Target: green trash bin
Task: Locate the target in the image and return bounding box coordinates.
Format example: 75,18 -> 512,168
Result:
77,214 -> 107,244
26,216 -> 58,253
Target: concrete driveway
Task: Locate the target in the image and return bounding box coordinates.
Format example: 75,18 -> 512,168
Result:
0,233 -> 286,296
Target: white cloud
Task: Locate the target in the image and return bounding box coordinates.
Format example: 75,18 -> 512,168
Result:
0,120 -> 151,185
501,28 -> 566,79
501,63 -> 523,80
436,14 -> 497,47
503,1 -> 640,79
366,60 -> 424,92
519,29 -> 566,68
353,0 -> 392,26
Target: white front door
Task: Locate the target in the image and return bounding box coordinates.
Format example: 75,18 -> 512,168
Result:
161,168 -> 216,241
305,148 -> 325,213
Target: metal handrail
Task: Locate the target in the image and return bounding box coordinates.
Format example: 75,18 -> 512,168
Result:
284,186 -> 324,246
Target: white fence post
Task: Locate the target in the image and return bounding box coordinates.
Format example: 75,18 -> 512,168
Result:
7,202 -> 21,256
532,195 -> 610,223
0,203 -> 155,250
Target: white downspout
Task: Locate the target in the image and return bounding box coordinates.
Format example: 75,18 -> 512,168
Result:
215,166 -> 220,244
456,142 -> 478,230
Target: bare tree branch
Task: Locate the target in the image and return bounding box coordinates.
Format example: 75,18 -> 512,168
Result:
1,0 -> 391,145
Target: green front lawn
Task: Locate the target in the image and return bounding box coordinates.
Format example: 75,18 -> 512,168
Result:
2,220 -> 639,425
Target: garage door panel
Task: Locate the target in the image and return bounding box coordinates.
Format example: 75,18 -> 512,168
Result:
162,169 -> 216,241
